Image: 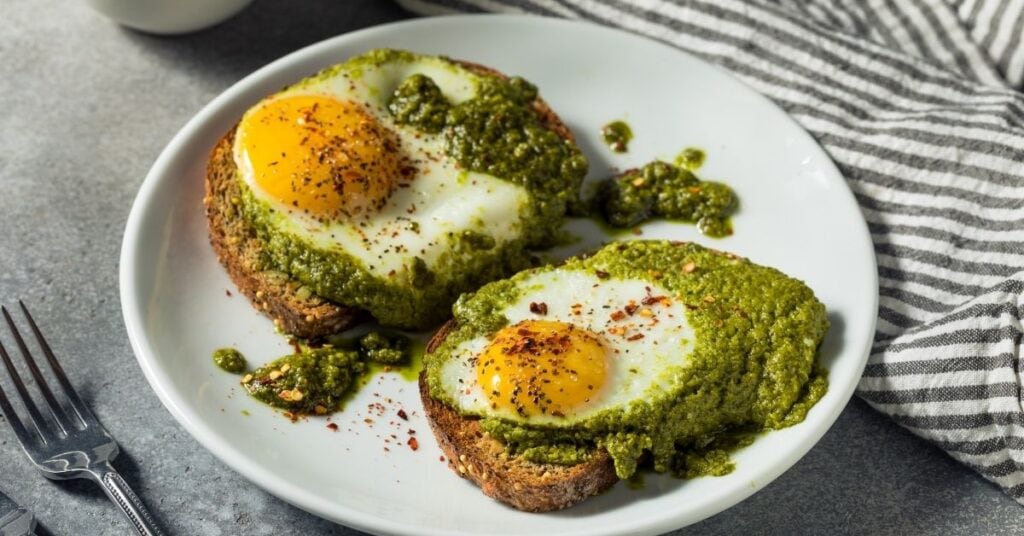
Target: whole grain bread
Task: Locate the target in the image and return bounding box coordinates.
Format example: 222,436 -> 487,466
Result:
204,129 -> 361,339
420,321 -> 619,512
204,57 -> 577,339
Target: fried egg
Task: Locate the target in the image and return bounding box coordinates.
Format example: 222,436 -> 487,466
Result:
232,51 -> 529,277
438,269 -> 695,425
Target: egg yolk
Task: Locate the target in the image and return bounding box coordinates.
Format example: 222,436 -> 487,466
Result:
239,94 -> 402,220
476,319 -> 609,418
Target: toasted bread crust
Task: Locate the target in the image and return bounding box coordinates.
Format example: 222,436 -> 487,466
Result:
204,129 -> 360,338
421,321 -> 619,512
205,57 -> 576,339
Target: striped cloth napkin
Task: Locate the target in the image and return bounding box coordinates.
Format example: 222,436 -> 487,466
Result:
397,0 -> 1024,504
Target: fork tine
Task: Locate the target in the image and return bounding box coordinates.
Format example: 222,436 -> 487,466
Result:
1,306 -> 71,435
0,374 -> 37,448
18,301 -> 96,426
0,339 -> 51,443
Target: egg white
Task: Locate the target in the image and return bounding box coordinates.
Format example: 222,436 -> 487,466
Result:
439,270 -> 696,425
233,54 -> 531,278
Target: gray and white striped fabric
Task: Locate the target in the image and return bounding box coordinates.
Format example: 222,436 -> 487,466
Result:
398,0 -> 1024,503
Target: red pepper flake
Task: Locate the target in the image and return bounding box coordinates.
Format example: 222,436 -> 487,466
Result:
624,302 -> 639,316
529,302 -> 548,315
610,310 -> 626,321
439,456 -> 446,462
642,295 -> 668,306
225,289 -> 232,297
408,437 -> 419,451
627,333 -> 645,341
397,409 -> 409,421
326,422 -> 339,432
595,270 -> 610,279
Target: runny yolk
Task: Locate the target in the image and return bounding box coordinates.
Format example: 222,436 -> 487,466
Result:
476,319 -> 609,418
239,94 -> 401,220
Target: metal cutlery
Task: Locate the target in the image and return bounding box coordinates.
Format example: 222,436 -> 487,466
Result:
0,301 -> 163,536
0,490 -> 35,536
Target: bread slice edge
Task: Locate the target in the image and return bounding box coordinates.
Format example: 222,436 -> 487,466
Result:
420,320 -> 619,512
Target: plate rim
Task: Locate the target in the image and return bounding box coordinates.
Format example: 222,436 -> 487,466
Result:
119,13 -> 879,536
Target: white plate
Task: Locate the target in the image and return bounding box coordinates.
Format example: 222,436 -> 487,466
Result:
120,15 -> 877,536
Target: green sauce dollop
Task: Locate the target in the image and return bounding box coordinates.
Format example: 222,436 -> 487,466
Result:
388,69 -> 587,250
600,120 -> 633,153
212,348 -> 247,374
239,331 -> 415,416
387,73 -> 449,133
358,331 -> 410,365
243,347 -> 364,415
596,159 -> 737,238
675,147 -> 706,170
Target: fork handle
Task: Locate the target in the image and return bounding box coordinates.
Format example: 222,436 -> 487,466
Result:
91,462 -> 164,536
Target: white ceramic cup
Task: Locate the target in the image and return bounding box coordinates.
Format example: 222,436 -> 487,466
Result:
85,0 -> 254,35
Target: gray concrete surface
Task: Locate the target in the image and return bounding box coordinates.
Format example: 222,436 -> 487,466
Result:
1,0 -> 1022,534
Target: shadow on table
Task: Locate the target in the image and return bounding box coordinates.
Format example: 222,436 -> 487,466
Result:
39,447 -> 174,533
119,0 -> 414,84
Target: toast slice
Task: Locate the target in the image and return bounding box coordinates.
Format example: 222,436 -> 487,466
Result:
204,57 -> 577,339
204,129 -> 361,339
420,321 -> 619,512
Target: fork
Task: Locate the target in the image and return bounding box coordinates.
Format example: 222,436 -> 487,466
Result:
0,302 -> 163,536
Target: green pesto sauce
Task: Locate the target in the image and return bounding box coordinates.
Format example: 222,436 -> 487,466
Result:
520,443 -> 592,466
244,346 -> 365,414
596,160 -> 737,238
212,348 -> 247,374
242,331 -> 417,415
601,120 -> 633,153
675,147 -> 706,171
387,73 -> 449,133
304,49 -> 419,85
358,331 -> 410,365
425,240 -> 829,480
239,49 -> 585,330
242,185 -> 537,330
385,63 -> 587,250
357,337 -> 427,383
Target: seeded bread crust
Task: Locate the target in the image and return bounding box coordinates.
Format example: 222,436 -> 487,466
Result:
420,321 -> 619,512
204,58 -> 575,339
